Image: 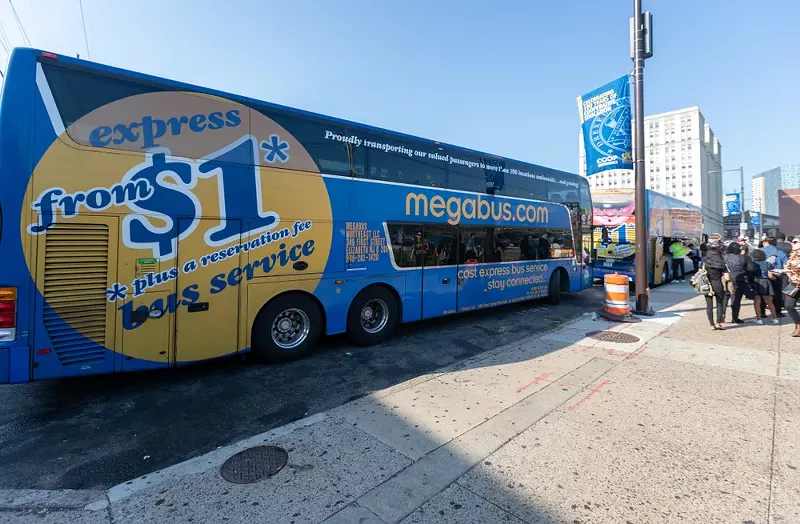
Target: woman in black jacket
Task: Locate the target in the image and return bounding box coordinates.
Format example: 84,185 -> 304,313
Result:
703,246 -> 728,329
724,242 -> 755,323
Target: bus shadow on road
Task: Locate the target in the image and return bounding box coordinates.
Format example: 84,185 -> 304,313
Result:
0,288 -> 604,510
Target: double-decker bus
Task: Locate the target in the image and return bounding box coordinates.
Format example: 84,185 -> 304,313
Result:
0,49 -> 593,383
592,189 -> 703,285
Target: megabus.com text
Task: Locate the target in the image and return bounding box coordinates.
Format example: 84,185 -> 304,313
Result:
405,192 -> 549,226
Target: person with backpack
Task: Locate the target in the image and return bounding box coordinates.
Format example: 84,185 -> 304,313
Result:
696,246 -> 728,330
750,249 -> 779,325
724,242 -> 756,324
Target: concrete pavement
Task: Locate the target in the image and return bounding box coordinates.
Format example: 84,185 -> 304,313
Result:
2,283 -> 798,523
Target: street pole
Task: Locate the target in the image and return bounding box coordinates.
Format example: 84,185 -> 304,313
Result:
739,166 -> 747,239
632,0 -> 649,314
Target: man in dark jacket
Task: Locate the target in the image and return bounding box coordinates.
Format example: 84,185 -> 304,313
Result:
777,233 -> 792,256
724,242 -> 756,323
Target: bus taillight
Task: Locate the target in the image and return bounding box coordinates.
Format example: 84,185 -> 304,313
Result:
0,287 -> 17,340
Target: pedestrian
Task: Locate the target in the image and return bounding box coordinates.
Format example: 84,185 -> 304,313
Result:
762,236 -> 788,318
750,249 -> 779,324
782,238 -> 800,337
724,242 -> 756,323
699,235 -> 708,259
702,245 -> 728,330
688,243 -> 700,271
776,233 -> 792,257
669,239 -> 689,282
738,237 -> 750,255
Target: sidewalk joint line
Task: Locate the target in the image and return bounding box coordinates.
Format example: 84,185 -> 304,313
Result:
455,481 -> 537,524
766,327 -> 783,523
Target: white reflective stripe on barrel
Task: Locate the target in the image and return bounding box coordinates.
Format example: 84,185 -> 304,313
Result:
605,284 -> 629,294
604,299 -> 630,307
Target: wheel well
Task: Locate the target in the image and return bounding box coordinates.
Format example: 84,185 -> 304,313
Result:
252,290 -> 326,347
555,267 -> 570,292
349,283 -> 403,320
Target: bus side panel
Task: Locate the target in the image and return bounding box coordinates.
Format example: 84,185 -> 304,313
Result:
456,260 -> 563,313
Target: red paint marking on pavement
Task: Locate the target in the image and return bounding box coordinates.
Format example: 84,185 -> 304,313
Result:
626,346 -> 647,360
568,380 -> 610,411
516,372 -> 554,394
603,348 -> 629,358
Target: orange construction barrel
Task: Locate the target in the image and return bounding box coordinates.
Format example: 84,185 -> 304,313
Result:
602,273 -> 631,317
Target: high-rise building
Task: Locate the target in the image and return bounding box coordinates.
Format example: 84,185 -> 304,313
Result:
778,189 -> 800,235
751,164 -> 800,216
579,107 -> 723,234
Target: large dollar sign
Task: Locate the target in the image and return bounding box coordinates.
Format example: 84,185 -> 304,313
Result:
124,153 -> 200,259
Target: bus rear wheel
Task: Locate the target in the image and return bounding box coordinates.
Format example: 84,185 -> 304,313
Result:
253,293 -> 322,362
547,270 -> 562,305
347,286 -> 399,346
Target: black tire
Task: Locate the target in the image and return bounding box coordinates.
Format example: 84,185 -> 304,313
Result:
252,293 -> 322,362
547,270 -> 562,305
347,286 -> 399,346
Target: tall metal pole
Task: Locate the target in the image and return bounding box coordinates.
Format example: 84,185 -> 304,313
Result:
632,0 -> 649,313
740,166 -> 747,238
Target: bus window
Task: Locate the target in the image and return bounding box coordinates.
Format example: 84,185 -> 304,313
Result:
423,226 -> 458,266
366,134 -> 446,187
458,227 -> 488,264
388,224 -> 424,268
41,62 -> 166,130
445,151 -> 488,193
447,169 -> 486,194
494,228 -> 526,262
270,115 -> 366,177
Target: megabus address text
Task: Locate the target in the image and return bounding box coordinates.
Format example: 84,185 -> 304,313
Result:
405,192 -> 549,226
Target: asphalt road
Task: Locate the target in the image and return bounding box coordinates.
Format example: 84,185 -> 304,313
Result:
0,286 -> 603,490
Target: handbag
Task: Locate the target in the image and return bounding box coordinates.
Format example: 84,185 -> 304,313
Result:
722,272 -> 735,294
691,265 -> 711,295
783,283 -> 800,299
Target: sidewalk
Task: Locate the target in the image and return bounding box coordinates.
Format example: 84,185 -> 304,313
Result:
2,283 -> 798,524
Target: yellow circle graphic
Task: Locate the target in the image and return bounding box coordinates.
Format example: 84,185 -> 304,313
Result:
24,91 -> 333,362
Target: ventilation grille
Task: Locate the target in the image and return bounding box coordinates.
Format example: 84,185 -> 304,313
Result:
42,223 -> 110,366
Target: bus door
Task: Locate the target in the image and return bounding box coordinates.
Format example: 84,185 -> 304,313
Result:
456,226 -> 491,313
421,225 -> 458,319
175,218 -> 241,363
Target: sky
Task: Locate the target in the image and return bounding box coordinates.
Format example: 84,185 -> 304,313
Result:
1,0 -> 799,205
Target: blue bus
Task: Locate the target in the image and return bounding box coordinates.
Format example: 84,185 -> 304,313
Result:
592,189 -> 703,284
0,48 -> 593,383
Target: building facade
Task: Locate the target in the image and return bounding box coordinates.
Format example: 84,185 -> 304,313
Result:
579,107 -> 723,234
751,164 -> 800,217
778,189 -> 800,235
723,211 -> 779,240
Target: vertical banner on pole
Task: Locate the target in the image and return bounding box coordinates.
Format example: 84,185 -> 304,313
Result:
723,193 -> 741,217
577,76 -> 633,176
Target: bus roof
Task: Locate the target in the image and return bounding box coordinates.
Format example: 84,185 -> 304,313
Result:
17,47 -> 583,185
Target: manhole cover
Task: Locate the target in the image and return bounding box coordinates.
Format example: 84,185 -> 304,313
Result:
585,330 -> 640,343
220,445 -> 288,484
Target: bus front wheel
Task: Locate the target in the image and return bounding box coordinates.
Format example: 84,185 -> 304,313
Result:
547,270 -> 562,305
347,286 -> 399,346
253,293 -> 322,362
